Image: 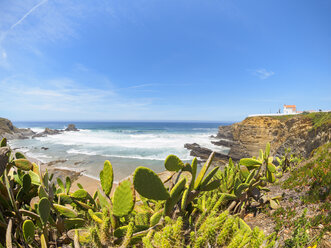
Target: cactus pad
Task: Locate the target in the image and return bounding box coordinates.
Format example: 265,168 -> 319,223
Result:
54,204 -> 78,218
239,158 -> 262,170
164,155 -> 184,172
100,160 -> 114,197
71,189 -> 89,200
112,180 -> 135,217
22,220 -> 35,244
13,159 -> 33,171
22,174 -> 31,193
15,152 -> 26,159
38,197 -> 51,225
133,166 -> 170,200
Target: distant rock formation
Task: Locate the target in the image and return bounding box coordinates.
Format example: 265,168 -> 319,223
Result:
65,124 -> 79,131
0,118 -> 35,139
32,124 -> 79,138
184,143 -> 230,164
32,128 -> 62,138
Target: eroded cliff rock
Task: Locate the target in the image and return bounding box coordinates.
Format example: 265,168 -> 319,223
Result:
0,118 -> 35,139
185,112 -> 331,161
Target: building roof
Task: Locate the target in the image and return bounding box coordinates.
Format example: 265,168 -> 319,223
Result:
284,105 -> 296,108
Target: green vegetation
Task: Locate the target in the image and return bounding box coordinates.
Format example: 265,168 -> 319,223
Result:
0,136 -> 329,247
305,111 -> 331,129
270,142 -> 330,247
269,111 -> 331,129
283,143 -> 330,203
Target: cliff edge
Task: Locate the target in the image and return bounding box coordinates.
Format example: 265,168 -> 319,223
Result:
186,112 -> 331,161
0,117 -> 35,139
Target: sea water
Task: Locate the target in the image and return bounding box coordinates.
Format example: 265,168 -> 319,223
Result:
9,122 -> 231,181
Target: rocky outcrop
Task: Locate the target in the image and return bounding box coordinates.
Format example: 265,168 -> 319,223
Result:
65,124 -> 78,131
32,124 -> 79,138
32,128 -> 62,138
184,143 -> 230,164
185,113 -> 331,161
0,118 -> 35,139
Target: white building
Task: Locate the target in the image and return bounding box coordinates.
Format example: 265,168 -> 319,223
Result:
283,105 -> 297,114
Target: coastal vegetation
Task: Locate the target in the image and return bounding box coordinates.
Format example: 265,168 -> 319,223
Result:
1,135 -> 329,247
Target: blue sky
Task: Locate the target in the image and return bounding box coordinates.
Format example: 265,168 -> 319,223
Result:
0,0 -> 330,121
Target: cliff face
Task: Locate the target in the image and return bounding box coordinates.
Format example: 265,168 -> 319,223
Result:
0,117 -> 35,139
185,112 -> 331,161
224,113 -> 331,159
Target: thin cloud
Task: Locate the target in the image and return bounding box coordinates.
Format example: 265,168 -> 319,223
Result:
10,0 -> 48,30
252,68 -> 275,80
0,76 -> 155,118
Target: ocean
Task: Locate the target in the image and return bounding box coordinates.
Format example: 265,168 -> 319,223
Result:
9,122 -> 231,182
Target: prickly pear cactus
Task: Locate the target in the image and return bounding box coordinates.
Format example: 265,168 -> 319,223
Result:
22,174 -> 31,193
13,159 -> 33,171
133,166 -> 170,200
38,197 -> 51,225
100,160 -> 114,197
164,155 -> 184,172
22,220 -> 35,244
112,180 -> 135,217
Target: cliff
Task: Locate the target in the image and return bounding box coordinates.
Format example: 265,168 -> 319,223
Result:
186,112 -> 331,161
0,117 -> 35,139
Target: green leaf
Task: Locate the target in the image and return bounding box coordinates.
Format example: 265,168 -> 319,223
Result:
15,152 -> 26,159
234,183 -> 249,197
100,160 -> 114,197
57,178 -> 65,192
65,176 -> 71,194
194,152 -> 215,189
265,142 -> 271,157
133,166 -> 170,200
13,159 -> 33,171
0,138 -> 7,147
71,189 -> 89,200
54,204 -> 78,218
28,171 -> 41,185
200,179 -> 221,191
239,158 -> 262,170
63,218 -> 86,230
40,234 -> 47,248
22,220 -> 35,244
164,155 -> 184,172
150,210 -> 163,226
267,163 -> 276,173
220,193 -> 237,201
38,197 -> 51,225
199,166 -> 219,189
38,186 -> 48,199
112,180 -> 135,217
97,189 -> 110,208
240,165 -> 250,178
266,170 -> 276,183
190,157 -> 198,189
22,174 -> 31,193
164,178 -> 186,216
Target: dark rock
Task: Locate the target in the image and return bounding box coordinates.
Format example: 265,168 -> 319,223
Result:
216,125 -> 233,140
65,124 -> 78,131
211,139 -> 236,147
184,143 -> 229,163
41,147 -> 49,150
32,128 -> 62,138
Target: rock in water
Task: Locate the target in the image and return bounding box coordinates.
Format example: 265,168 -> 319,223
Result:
65,124 -> 78,131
